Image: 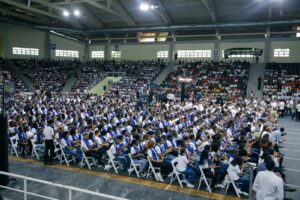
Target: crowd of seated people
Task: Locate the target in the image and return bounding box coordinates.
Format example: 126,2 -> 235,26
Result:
263,63 -> 300,120
165,60 -> 249,102
72,60 -> 165,94
71,60 -> 108,92
0,59 -> 29,92
15,59 -> 79,92
106,60 -> 166,97
6,88 -> 295,197
263,63 -> 300,99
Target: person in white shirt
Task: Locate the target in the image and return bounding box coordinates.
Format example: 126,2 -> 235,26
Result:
278,101 -> 285,118
175,147 -> 196,188
130,139 -> 148,174
253,157 -> 284,200
61,131 -> 82,161
228,157 -> 250,195
43,119 -> 55,165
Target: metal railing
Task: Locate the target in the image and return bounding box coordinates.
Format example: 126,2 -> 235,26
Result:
0,171 -> 129,200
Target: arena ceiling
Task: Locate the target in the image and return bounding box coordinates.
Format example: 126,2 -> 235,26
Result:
0,0 -> 300,41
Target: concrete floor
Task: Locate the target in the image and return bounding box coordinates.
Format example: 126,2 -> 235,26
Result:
277,118 -> 300,200
1,160 -> 212,200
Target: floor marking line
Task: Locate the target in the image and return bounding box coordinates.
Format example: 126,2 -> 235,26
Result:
284,157 -> 300,161
285,168 -> 300,173
285,184 -> 300,188
282,142 -> 300,145
281,149 -> 300,153
9,157 -> 241,200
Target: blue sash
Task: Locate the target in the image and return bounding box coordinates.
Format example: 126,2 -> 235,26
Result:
100,136 -> 106,142
157,144 -> 165,153
64,138 -> 71,147
132,145 -> 140,155
150,148 -> 158,160
83,139 -> 90,150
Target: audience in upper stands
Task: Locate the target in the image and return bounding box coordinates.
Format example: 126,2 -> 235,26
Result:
15,59 -> 79,92
0,59 -> 29,92
165,60 -> 249,101
263,63 -> 300,120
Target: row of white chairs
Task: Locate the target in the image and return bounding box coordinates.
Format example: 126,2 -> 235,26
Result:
9,138 -> 241,197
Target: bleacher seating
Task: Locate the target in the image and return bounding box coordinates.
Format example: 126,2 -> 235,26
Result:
165,60 -> 250,101
15,59 -> 79,92
263,63 -> 300,99
0,58 -> 29,92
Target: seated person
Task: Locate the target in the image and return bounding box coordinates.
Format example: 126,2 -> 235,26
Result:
130,139 -> 148,175
81,132 -> 103,167
109,135 -> 131,172
175,147 -> 197,188
228,157 -> 250,195
147,140 -> 172,181
61,131 -> 82,162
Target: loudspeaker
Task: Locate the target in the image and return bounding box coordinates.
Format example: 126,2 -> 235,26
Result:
0,113 -> 9,186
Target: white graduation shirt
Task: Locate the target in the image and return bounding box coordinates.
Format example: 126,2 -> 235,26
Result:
43,126 -> 54,140
253,170 -> 284,200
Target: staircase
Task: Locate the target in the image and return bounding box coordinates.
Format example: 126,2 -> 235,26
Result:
246,63 -> 266,101
88,76 -> 122,95
61,66 -> 82,92
154,61 -> 177,85
7,59 -> 34,91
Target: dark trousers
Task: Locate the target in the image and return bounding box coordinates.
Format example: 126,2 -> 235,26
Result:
44,140 -> 55,164
86,150 -> 103,165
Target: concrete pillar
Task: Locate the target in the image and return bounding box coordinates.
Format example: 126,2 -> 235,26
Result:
83,42 -> 89,63
169,35 -> 176,63
104,39 -> 111,60
213,40 -> 220,62
44,31 -> 51,59
264,39 -> 271,63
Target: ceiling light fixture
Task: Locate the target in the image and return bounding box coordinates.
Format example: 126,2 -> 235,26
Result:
73,9 -> 80,17
63,10 -> 70,17
140,3 -> 150,11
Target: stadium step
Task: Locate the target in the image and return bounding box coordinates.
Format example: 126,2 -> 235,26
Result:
88,76 -> 122,95
154,61 -> 177,85
61,65 -> 82,93
7,59 -> 35,92
246,63 -> 266,101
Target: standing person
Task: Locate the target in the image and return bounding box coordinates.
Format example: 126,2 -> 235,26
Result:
249,91 -> 255,101
253,158 -> 284,200
297,101 -> 300,121
278,100 -> 285,118
257,76 -> 262,91
43,119 -> 55,165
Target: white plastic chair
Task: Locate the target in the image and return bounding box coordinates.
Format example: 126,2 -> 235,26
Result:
128,154 -> 142,178
225,169 -> 241,198
30,139 -> 43,160
53,139 -> 62,161
169,158 -> 185,188
9,136 -> 19,158
106,149 -> 121,174
146,156 -> 162,182
80,147 -> 97,170
198,165 -> 212,193
59,144 -> 76,166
